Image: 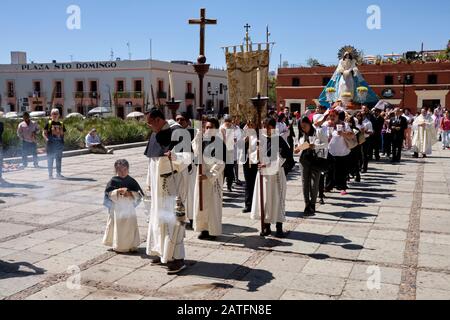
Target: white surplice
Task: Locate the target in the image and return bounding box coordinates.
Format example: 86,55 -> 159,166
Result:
251,154 -> 287,225
192,133 -> 226,237
103,190 -> 141,253
412,115 -> 437,155
185,165 -> 197,220
146,154 -> 190,263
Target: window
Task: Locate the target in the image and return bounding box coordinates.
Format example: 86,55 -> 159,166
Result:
55,81 -> 63,98
404,74 -> 414,85
322,77 -> 331,86
158,80 -> 164,93
428,74 -> 438,85
186,82 -> 193,94
220,83 -> 223,94
116,80 -> 124,92
134,80 -> 142,92
76,81 -> 84,93
90,81 -> 98,92
33,81 -> 41,94
292,77 -> 300,87
385,75 -> 394,85
7,81 -> 15,97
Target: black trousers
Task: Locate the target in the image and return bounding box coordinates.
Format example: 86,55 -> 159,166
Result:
391,135 -> 404,162
383,133 -> 392,157
243,163 -> 258,210
224,164 -> 235,188
326,154 -> 349,191
302,163 -> 321,210
369,134 -> 381,160
361,140 -> 371,171
349,145 -> 362,178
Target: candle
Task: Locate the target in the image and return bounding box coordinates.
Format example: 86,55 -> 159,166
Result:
256,67 -> 261,95
168,70 -> 174,100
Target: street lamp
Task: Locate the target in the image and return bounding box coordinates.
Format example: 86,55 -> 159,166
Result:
398,74 -> 412,108
207,85 -> 219,115
223,84 -> 228,116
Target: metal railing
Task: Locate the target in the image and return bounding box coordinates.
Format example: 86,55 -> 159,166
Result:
114,91 -> 144,99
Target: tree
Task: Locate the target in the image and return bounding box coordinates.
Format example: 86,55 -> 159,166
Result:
268,77 -> 277,106
306,58 -> 321,67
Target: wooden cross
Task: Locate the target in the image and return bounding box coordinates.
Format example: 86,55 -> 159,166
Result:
189,8 -> 217,57
244,23 -> 251,51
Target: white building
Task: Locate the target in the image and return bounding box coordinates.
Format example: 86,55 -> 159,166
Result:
0,52 -> 228,119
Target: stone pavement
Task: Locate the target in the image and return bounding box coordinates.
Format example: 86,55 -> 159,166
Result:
1,145 -> 450,300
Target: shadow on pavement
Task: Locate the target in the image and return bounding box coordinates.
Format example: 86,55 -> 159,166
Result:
181,261 -> 275,292
0,260 -> 46,279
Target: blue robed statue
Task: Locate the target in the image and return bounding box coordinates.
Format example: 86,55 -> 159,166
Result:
319,51 -> 378,108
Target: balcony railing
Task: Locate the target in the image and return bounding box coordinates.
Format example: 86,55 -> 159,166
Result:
74,91 -> 100,99
157,91 -> 167,99
114,91 -> 144,99
28,92 -> 46,98
185,92 -> 195,100
6,91 -> 15,98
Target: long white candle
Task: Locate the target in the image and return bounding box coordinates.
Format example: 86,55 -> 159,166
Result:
168,70 -> 174,99
257,67 -> 261,95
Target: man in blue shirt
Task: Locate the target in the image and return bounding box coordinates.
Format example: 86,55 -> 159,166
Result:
85,128 -> 114,154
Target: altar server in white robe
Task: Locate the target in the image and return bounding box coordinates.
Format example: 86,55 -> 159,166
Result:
193,117 -> 226,241
412,108 -> 437,158
103,159 -> 143,253
251,118 -> 292,238
144,108 -> 191,275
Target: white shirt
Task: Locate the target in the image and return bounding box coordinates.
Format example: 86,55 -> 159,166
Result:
323,122 -> 352,157
360,118 -> 374,138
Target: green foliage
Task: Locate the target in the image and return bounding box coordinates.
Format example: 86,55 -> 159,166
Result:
0,117 -> 150,158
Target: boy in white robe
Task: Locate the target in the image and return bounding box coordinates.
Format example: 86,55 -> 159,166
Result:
103,159 -> 143,253
193,118 -> 226,241
251,118 -> 293,238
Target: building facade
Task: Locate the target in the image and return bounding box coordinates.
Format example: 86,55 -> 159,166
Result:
0,53 -> 228,119
276,62 -> 450,114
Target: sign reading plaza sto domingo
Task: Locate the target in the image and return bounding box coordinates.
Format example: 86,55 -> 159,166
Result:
0,51 -> 228,119
277,61 -> 450,114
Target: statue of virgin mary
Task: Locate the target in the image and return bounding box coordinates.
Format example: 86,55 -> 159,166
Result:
319,46 -> 378,108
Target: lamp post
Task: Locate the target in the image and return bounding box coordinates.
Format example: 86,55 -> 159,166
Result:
208,86 -> 219,116
223,84 -> 228,116
398,74 -> 411,108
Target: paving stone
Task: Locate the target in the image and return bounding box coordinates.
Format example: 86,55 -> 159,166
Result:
116,270 -> 173,291
0,222 -> 35,239
302,259 -> 354,278
288,273 -> 346,296
348,264 -> 402,285
416,271 -> 450,291
416,287 -> 450,300
81,263 -> 134,283
83,289 -> 143,300
340,280 -> 399,300
28,241 -> 78,256
279,290 -> 335,300
25,282 -> 97,300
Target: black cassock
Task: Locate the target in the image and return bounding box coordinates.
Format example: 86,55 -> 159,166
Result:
104,176 -> 144,209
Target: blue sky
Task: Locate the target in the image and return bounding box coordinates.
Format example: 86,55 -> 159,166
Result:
0,0 -> 449,70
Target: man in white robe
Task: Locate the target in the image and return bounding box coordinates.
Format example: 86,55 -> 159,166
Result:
251,118 -> 292,238
145,109 -> 191,275
193,118 -> 226,241
412,108 -> 437,158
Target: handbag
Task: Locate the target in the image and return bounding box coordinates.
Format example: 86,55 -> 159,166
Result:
344,134 -> 359,150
